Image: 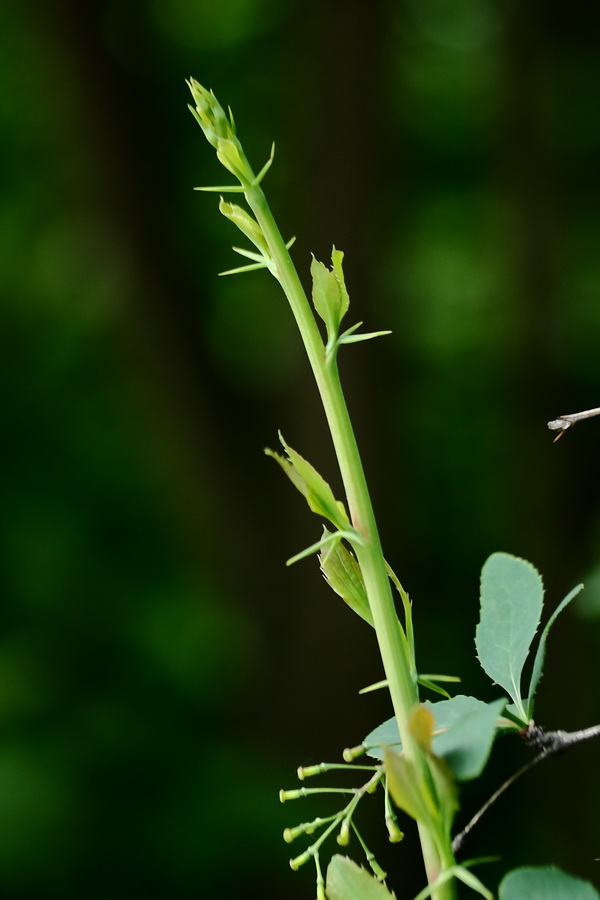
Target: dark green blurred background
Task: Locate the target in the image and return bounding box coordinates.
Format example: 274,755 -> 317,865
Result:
1,1 -> 599,897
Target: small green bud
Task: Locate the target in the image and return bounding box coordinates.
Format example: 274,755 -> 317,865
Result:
385,816 -> 404,843
297,764 -> 323,780
216,137 -> 248,180
343,744 -> 366,762
290,849 -> 312,871
186,79 -> 233,148
337,820 -> 351,846
279,788 -> 305,802
187,78 -> 254,185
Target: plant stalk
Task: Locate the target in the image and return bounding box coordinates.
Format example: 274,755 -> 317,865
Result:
243,176 -> 455,899
186,78 -> 455,894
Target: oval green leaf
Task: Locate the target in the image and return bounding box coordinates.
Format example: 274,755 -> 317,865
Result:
476,553 -> 544,719
499,866 -> 600,900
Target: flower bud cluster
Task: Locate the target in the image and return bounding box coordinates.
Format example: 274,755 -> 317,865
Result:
187,78 -> 252,183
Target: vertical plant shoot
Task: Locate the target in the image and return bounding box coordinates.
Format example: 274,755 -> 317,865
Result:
186,79 -> 599,900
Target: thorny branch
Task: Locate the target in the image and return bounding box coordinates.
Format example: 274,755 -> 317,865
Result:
452,722 -> 600,855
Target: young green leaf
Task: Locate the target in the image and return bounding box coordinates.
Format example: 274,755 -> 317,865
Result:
384,749 -> 433,824
326,855 -> 396,900
526,583 -> 584,717
265,434 -> 350,531
499,866 -> 600,900
476,553 -> 544,721
319,529 -> 373,626
311,247 -> 350,344
409,706 -> 459,829
218,199 -> 268,254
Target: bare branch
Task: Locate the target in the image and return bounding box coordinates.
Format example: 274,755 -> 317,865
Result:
453,722 -> 600,856
548,406 -> 600,441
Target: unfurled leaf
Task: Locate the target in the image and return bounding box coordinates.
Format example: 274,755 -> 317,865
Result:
319,530 -> 373,625
326,856 -> 396,900
527,583 -> 584,716
364,695 -> 504,782
499,866 -> 600,900
432,696 -> 505,781
384,749 -> 432,824
311,247 -> 350,342
476,553 -> 544,721
265,434 -> 349,530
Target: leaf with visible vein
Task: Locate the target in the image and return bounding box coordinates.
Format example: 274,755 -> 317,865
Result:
311,248 -> 350,343
265,434 -> 349,531
319,530 -> 373,625
476,553 -> 544,720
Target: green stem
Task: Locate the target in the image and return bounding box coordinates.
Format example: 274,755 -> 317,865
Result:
187,76 -> 457,894
245,184 -> 413,715
243,176 -> 455,900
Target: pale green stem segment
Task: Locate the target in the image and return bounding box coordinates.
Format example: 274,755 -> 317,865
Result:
188,79 -> 456,900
